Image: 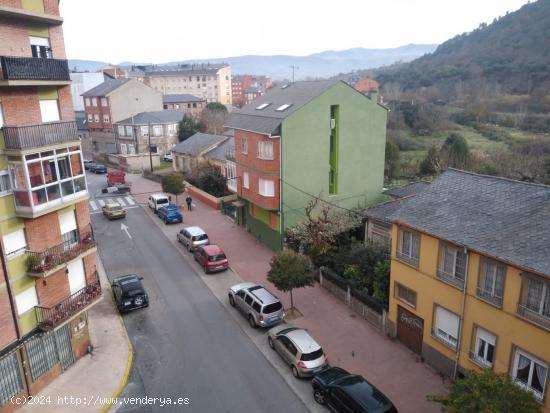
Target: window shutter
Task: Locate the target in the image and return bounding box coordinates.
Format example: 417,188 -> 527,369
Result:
67,259 -> 86,294
477,328 -> 495,345
58,210 -> 77,235
436,306 -> 459,338
39,100 -> 60,123
3,229 -> 27,256
15,287 -> 38,315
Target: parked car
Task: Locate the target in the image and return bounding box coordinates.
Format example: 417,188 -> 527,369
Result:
107,170 -> 125,186
193,245 -> 228,273
163,152 -> 173,162
84,160 -> 94,170
268,324 -> 328,378
90,163 -> 107,174
157,204 -> 183,224
102,202 -> 126,220
177,226 -> 209,251
312,367 -> 398,413
148,193 -> 170,214
228,282 -> 284,328
111,274 -> 149,313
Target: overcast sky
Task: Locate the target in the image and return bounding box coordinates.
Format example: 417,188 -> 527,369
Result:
60,0 -> 531,63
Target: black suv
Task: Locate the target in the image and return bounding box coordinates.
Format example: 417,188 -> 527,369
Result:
111,274 -> 149,313
312,367 -> 398,413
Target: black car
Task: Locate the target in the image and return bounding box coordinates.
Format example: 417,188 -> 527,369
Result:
90,163 -> 107,174
84,160 -> 94,170
111,274 -> 149,313
312,367 -> 398,413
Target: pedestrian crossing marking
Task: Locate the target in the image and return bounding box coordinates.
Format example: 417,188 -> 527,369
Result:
91,195 -> 137,211
125,196 -> 135,205
107,198 -> 115,204
90,201 -> 98,211
98,200 -> 105,207
116,198 -> 125,205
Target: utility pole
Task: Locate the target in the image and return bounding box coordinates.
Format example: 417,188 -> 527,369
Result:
289,65 -> 299,83
148,122 -> 153,172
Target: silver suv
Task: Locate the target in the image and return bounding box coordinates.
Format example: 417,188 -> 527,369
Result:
228,282 -> 284,328
267,324 -> 328,378
177,226 -> 209,251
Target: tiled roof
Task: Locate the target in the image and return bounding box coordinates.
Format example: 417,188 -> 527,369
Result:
116,110 -> 183,125
385,181 -> 430,198
354,78 -> 379,92
172,132 -> 228,157
224,80 -> 340,135
81,78 -> 131,96
389,169 -> 550,277
363,198 -> 408,224
163,94 -> 204,104
205,138 -> 234,162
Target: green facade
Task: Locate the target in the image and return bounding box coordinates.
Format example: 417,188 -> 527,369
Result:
281,82 -> 387,231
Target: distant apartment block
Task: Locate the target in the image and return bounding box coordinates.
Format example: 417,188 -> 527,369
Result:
232,75 -> 272,107
128,63 -> 232,105
163,94 -> 205,117
69,72 -> 104,111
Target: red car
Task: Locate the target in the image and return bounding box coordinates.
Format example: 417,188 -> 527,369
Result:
193,245 -> 228,273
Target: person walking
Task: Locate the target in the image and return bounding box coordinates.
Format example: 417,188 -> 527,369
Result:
186,195 -> 193,211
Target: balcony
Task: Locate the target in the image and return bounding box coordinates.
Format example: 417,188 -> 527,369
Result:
517,303 -> 550,331
27,224 -> 96,277
2,121 -> 78,150
0,5 -> 63,25
35,277 -> 102,331
0,56 -> 70,85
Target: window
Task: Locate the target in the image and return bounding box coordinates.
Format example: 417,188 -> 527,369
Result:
433,305 -> 459,349
257,141 -> 273,160
91,98 -> 97,107
519,275 -> 550,328
512,348 -> 548,400
88,114 -> 94,123
0,170 -> 12,194
153,125 -> 162,137
438,243 -> 467,288
258,179 -> 275,197
140,125 -> 149,137
167,124 -> 177,135
118,126 -> 125,136
3,229 -> 27,259
244,294 -> 253,306
477,258 -> 505,306
275,103 -> 292,111
67,259 -> 86,294
103,114 -> 110,123
252,302 -> 261,313
471,326 -> 495,368
226,162 -> 237,192
15,287 -> 38,315
100,98 -> 108,107
29,36 -> 51,58
0,102 -> 4,127
243,172 -> 249,189
125,126 -> 133,137
39,100 -> 60,122
395,283 -> 417,307
241,137 -> 248,154
58,210 -> 77,248
93,114 -> 99,123
397,228 -> 420,266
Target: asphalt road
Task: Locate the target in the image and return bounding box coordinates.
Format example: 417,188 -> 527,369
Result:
85,171 -> 308,413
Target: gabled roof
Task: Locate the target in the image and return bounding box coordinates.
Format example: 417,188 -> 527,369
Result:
384,181 -> 430,199
205,138 -> 234,162
172,132 -> 228,157
116,110 -> 183,125
363,198 -> 409,224
163,94 -> 204,104
389,169 -> 550,277
81,78 -> 131,97
224,80 -> 340,135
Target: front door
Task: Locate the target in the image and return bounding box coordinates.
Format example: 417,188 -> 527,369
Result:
397,305 -> 424,355
55,324 -> 75,371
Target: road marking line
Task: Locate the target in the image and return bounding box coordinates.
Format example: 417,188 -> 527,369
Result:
107,198 -> 115,204
125,196 -> 135,205
90,201 -> 98,211
98,200 -> 105,207
116,198 -> 125,206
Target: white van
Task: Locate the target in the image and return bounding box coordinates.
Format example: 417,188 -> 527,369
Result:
148,194 -> 170,213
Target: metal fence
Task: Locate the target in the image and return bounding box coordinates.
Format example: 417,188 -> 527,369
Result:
0,352 -> 23,406
26,333 -> 58,381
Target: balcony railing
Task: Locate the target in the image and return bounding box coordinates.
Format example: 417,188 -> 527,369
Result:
517,303 -> 550,331
476,286 -> 503,307
2,121 -> 78,150
26,224 -> 96,274
1,56 -> 70,81
35,277 -> 102,330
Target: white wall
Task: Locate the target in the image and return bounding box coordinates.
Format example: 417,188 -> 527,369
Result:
70,72 -> 105,111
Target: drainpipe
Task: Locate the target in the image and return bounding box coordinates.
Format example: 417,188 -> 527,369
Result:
279,133 -> 284,250
0,244 -> 32,395
453,246 -> 469,379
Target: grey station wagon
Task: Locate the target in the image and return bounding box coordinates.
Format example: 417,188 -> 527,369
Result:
228,282 -> 284,328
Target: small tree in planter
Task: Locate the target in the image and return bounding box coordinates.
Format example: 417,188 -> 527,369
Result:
161,173 -> 185,206
267,250 -> 315,314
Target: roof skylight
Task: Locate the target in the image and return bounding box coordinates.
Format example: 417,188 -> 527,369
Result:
256,103 -> 271,110
275,104 -> 292,111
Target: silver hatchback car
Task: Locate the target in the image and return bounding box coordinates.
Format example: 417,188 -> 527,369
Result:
268,324 -> 328,378
177,226 -> 209,251
228,282 -> 284,328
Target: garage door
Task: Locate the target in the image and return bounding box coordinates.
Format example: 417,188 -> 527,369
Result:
397,305 -> 424,355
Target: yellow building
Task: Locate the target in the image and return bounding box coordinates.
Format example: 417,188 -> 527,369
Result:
387,169 -> 550,410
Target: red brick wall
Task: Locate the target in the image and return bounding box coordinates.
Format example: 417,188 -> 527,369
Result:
69,315 -> 90,360
43,0 -> 60,16
186,186 -> 220,210
48,23 -> 65,59
83,253 -> 96,284
0,17 -> 31,57
24,212 -> 62,252
84,99 -> 112,130
35,268 -> 70,307
75,200 -> 90,229
58,85 -> 74,120
0,283 -> 18,349
0,87 -> 41,125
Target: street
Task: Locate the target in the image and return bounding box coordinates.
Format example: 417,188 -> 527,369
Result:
86,171 -> 308,413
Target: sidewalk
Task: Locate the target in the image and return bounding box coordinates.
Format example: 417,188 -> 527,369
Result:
18,260 -> 132,413
128,173 -> 448,413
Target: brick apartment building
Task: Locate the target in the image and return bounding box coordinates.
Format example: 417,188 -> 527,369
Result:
81,78 -> 162,156
231,75 -> 272,107
0,1 -> 102,411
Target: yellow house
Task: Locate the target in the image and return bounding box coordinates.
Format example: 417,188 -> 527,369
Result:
387,169 -> 550,410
